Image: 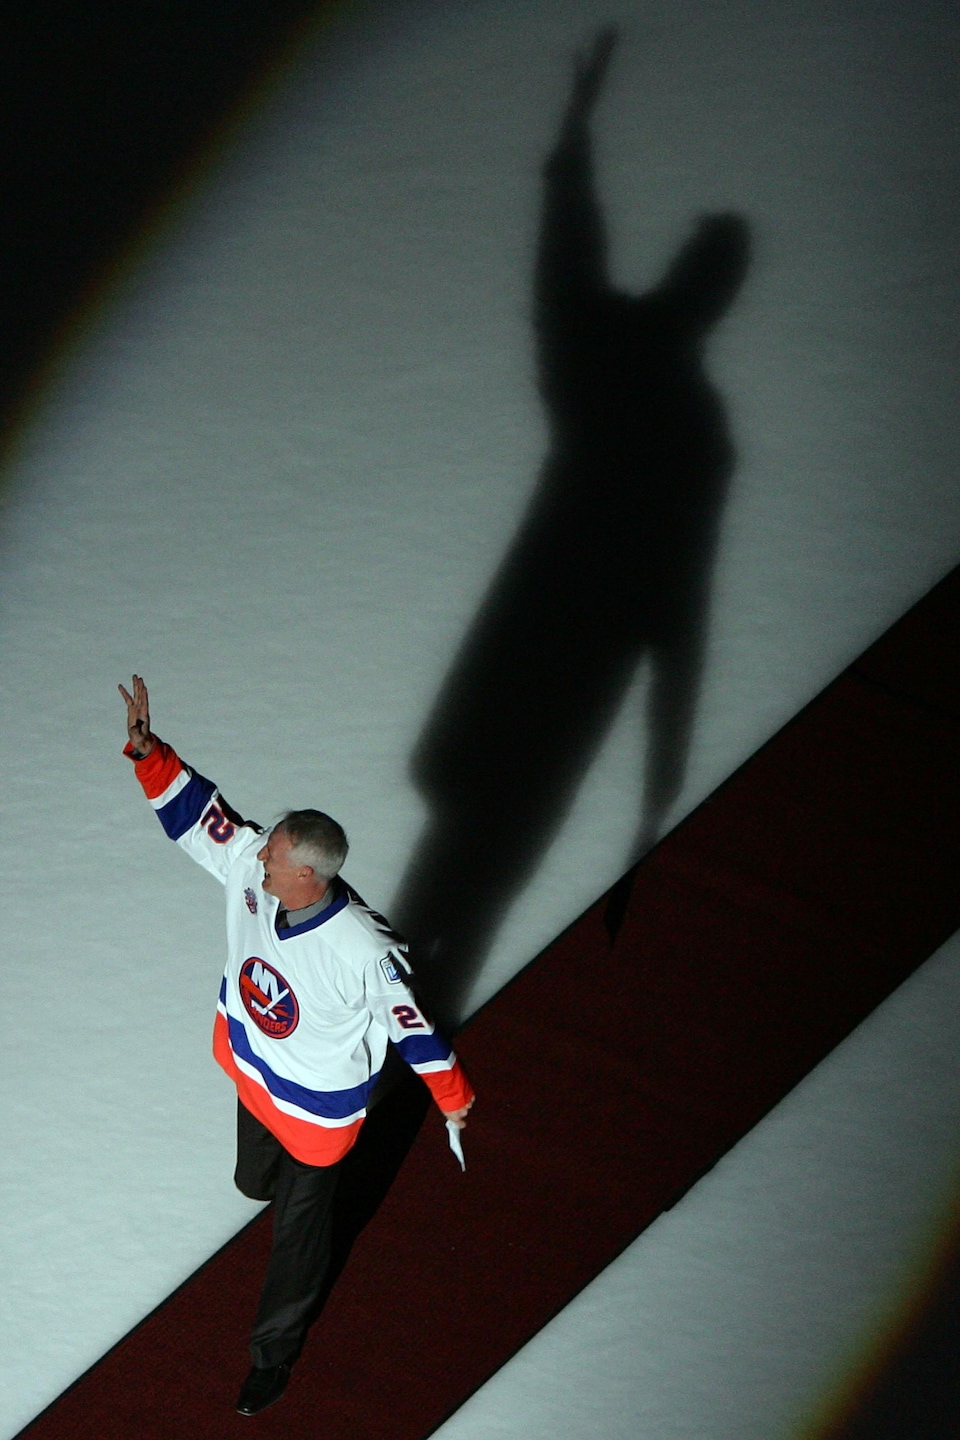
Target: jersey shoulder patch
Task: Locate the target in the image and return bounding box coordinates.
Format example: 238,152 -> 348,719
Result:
379,955 -> 404,985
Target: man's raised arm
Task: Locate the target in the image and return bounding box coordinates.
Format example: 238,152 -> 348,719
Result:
118,674 -> 257,881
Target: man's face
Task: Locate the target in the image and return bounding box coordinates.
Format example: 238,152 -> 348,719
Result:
257,828 -> 307,907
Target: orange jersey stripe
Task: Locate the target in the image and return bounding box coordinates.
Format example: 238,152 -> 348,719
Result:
212,1012 -> 362,1166
420,1060 -> 475,1114
124,738 -> 184,800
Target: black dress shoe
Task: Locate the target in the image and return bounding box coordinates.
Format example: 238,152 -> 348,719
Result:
235,1362 -> 292,1415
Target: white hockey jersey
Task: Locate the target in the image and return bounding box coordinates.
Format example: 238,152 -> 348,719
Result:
127,739 -> 473,1164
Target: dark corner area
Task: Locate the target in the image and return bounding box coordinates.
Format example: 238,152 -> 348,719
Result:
823,1219 -> 960,1440
392,28 -> 751,1022
1,1 -> 327,449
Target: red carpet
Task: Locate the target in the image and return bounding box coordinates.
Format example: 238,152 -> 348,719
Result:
18,567 -> 960,1439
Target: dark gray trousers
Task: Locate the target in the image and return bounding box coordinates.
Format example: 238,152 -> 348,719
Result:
234,1101 -> 342,1368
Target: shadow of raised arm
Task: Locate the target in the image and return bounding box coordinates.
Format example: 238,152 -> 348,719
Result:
391,33 -> 750,1023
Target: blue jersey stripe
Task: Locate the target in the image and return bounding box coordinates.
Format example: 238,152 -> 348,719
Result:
393,1031 -> 453,1066
158,771 -> 216,841
227,1014 -> 378,1119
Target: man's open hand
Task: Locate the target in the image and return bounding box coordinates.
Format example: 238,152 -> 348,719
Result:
118,674 -> 155,757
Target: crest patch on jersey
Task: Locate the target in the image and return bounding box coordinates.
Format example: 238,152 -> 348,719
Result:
239,957 -> 299,1038
244,887 -> 258,915
379,954 -> 405,985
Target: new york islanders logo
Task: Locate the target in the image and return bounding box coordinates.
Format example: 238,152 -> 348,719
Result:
244,888 -> 258,915
239,958 -> 299,1038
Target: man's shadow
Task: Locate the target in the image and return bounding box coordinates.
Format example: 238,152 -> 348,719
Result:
393,30 -> 751,1025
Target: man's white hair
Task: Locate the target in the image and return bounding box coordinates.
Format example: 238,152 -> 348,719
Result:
276,809 -> 348,881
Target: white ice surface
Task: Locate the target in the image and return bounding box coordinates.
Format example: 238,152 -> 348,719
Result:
2,0 -> 959,1434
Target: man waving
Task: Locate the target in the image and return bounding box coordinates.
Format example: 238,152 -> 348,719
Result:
119,675 -> 474,1416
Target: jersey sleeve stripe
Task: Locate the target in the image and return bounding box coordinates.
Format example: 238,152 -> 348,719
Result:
149,768 -> 191,811
156,772 -> 217,841
393,1032 -> 456,1066
406,1055 -> 458,1075
124,738 -> 183,799
420,1058 -> 474,1113
125,737 -> 218,840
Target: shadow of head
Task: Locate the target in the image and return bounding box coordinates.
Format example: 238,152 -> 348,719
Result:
653,213 -> 751,339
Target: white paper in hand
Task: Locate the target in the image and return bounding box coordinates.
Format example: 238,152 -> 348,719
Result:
446,1118 -> 466,1171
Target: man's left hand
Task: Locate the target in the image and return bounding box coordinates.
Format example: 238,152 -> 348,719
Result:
443,1097 -> 475,1130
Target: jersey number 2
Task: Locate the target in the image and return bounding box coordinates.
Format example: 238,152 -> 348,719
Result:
201,804 -> 236,844
392,1005 -> 425,1030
